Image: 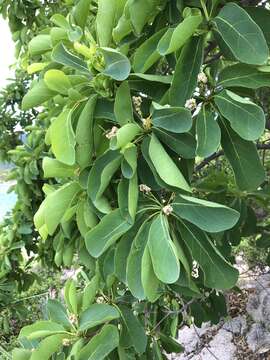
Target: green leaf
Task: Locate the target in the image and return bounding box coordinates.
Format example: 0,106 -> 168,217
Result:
148,214 -> 180,284
130,73 -> 172,84
152,104 -> 192,133
149,134 -> 191,192
119,305 -> 147,355
172,195 -> 239,233
196,106 -> 221,158
22,80 -> 56,110
50,109 -> 76,165
212,3 -> 269,65
30,334 -> 66,360
121,144 -> 137,179
118,175 -> 138,223
34,182 -> 80,235
153,128 -> 196,159
158,333 -> 184,354
52,43 -> 90,74
44,69 -> 71,95
79,304 -> 119,331
82,274 -> 100,311
88,150 -> 122,213
219,118 -> 265,191
141,246 -> 160,302
85,209 -> 132,257
29,34 -> 52,56
246,7 -> 270,46
75,95 -> 97,169
214,90 -> 265,141
127,220 -> 150,299
218,63 -> 270,89
133,28 -> 166,73
114,81 -> 134,126
100,47 -> 131,81
42,157 -> 77,178
78,325 -> 119,360
47,299 -> 71,329
177,220 -> 239,289
19,321 -> 65,340
157,8 -> 202,55
170,36 -> 203,107
12,349 -> 31,360
110,124 -> 141,150
73,0 -> 91,28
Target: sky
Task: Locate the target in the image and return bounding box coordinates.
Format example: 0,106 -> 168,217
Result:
0,16 -> 15,88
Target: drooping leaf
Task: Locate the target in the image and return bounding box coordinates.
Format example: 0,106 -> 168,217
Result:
170,36 -> 203,107
141,246 -> 160,302
73,0 -> 92,28
114,81 -> 134,125
148,214 -> 180,284
212,3 -> 269,65
214,90 -> 265,141
177,220 -> 239,289
196,106 -> 221,158
149,134 -> 191,192
219,118 -> 265,191
22,80 -> 56,110
30,334 -> 66,360
78,325 -> 119,360
85,209 -> 132,257
119,305 -> 147,355
172,195 -> 239,233
44,69 -> 71,95
157,8 -> 202,55
121,144 -> 137,179
118,175 -> 138,223
50,109 -> 76,165
79,304 -> 119,331
29,34 -> 52,56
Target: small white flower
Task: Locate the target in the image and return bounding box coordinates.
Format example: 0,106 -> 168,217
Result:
162,205 -> 173,216
139,184 -> 152,194
185,98 -> 197,111
69,314 -> 77,324
106,126 -> 118,139
63,338 -> 72,346
197,72 -> 208,84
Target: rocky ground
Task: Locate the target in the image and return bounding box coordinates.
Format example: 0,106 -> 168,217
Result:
170,257 -> 270,360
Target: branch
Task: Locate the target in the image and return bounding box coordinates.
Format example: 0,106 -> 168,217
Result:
195,143 -> 270,172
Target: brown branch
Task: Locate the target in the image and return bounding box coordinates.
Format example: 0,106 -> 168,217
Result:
195,143 -> 270,172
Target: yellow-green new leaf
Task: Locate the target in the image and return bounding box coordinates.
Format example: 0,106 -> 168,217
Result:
44,69 -> 72,95
22,80 -> 56,110
110,124 -> 141,150
42,157 -> 77,178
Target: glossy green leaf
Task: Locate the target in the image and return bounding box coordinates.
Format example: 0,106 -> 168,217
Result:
76,95 -> 97,169
152,104 -> 192,133
127,220 -> 150,299
148,214 -> 180,284
170,36 -> 203,106
172,195 -> 239,233
246,7 -> 270,45
88,150 -> 122,213
42,157 -> 77,178
50,109 -> 76,165
153,128 -> 196,159
119,305 -> 147,354
149,134 -> 191,192
78,325 -> 119,360
30,334 -> 66,360
82,274 -> 100,311
218,63 -> 270,89
214,90 -> 265,141
177,220 -> 239,289
219,118 -> 265,191
196,106 -> 221,158
114,81 -> 133,125
133,28 -> 166,73
100,47 -> 131,81
85,209 -> 132,257
44,69 -> 71,95
141,246 -> 160,302
22,80 -> 56,110
79,304 -> 119,331
213,3 -> 269,65
157,8 -> 202,55
29,34 -> 52,56
52,43 -> 90,74
73,0 -> 91,28
19,321 -> 65,340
